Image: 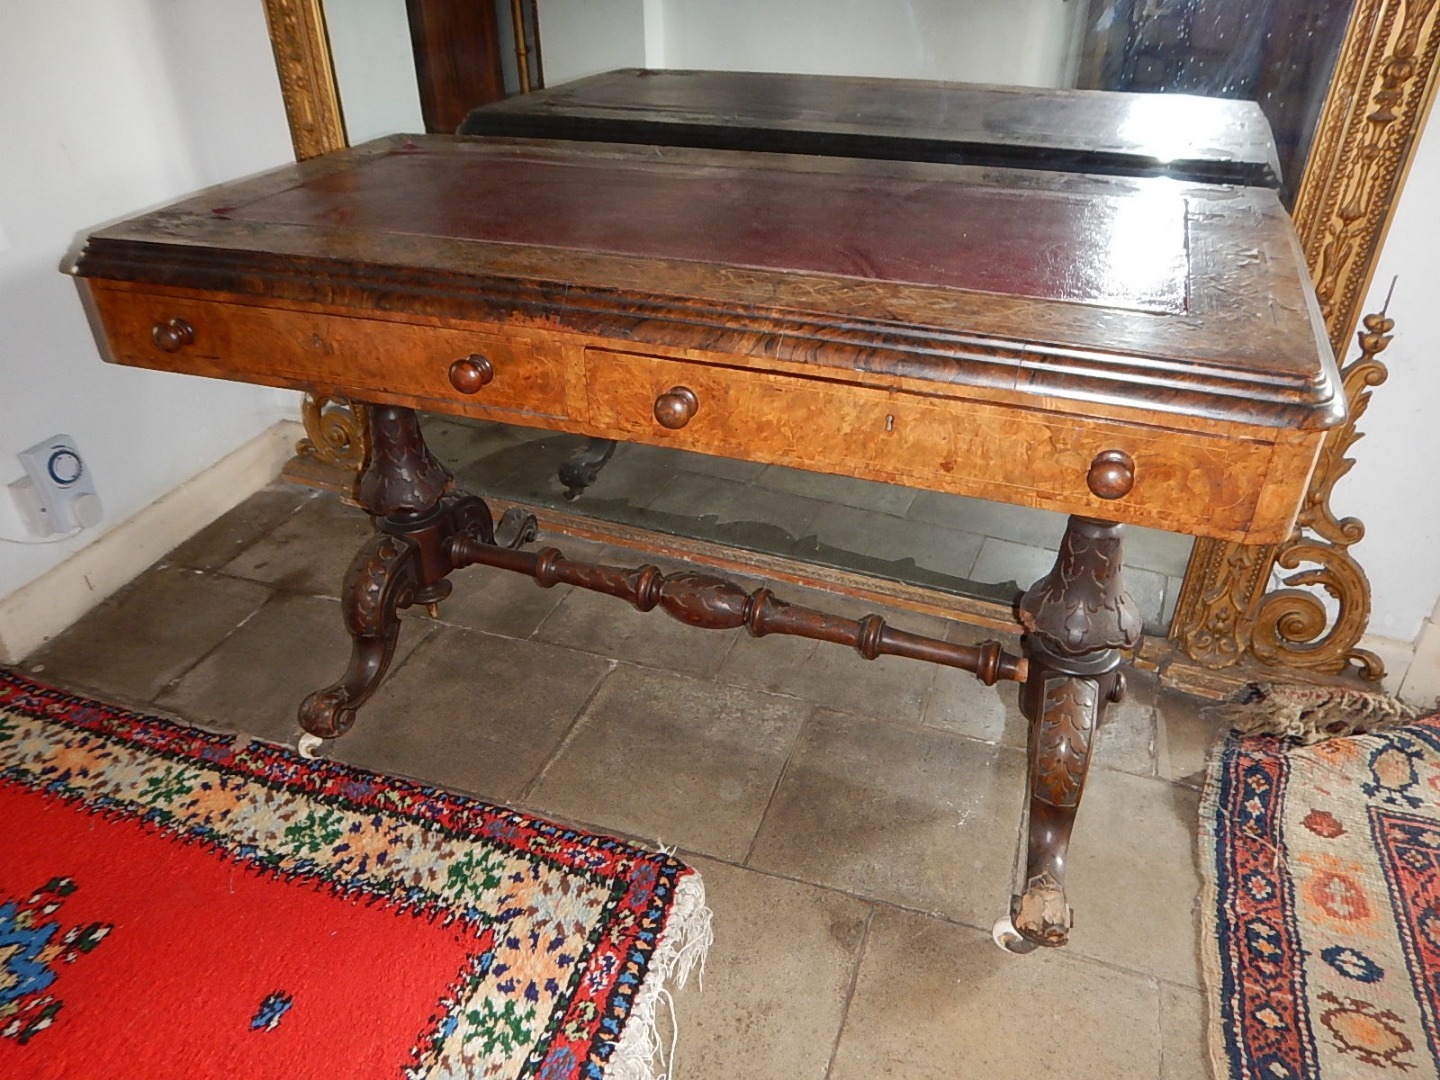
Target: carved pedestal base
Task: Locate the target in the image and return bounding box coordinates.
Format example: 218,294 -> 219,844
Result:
300,408 -> 1143,958
1005,516 -> 1142,950
298,406 -> 535,740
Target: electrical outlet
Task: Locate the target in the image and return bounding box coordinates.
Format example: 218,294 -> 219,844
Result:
17,435 -> 103,534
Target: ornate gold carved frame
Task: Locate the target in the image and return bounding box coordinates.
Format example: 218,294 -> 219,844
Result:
260,0 -> 1440,682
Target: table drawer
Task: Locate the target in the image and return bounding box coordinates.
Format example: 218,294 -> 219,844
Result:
87,286 -> 571,421
584,347 -> 1284,538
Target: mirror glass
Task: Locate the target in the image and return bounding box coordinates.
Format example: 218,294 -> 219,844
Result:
319,0 -> 1352,630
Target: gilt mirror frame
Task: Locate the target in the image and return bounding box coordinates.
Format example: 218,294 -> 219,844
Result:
259,0 -> 1440,686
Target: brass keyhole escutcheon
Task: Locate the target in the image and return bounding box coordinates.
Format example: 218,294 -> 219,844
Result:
151,318 -> 195,353
653,386 -> 699,429
1087,449 -> 1135,500
448,354 -> 494,394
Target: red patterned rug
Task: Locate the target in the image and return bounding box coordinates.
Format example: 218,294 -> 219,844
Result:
1202,712 -> 1440,1078
0,670 -> 709,1079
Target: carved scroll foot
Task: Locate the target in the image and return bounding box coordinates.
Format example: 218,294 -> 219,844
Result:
1007,516 -> 1140,949
300,531 -> 423,739
558,437 -> 617,500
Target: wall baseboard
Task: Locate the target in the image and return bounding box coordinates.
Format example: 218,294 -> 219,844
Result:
0,421 -> 302,664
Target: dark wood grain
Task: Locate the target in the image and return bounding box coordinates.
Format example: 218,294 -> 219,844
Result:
405,0 -> 505,134
459,68 -> 1283,188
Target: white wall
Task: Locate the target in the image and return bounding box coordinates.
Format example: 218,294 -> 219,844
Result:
326,0 -> 425,142
650,0 -> 1081,87
1337,109 -> 1440,645
0,3 -> 294,612
536,0 -> 649,85
536,0 -> 1081,86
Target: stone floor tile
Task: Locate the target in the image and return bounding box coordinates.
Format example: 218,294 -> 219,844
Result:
829,907 -> 1164,1080
968,535 -> 1061,592
923,656 -> 1028,745
156,591 -> 418,742
644,474 -> 828,546
1125,527 -> 1196,577
526,666 -> 811,861
1155,687 -> 1224,788
906,490 -> 1068,547
1161,573 -> 1185,627
718,631 -> 938,727
405,533 -> 612,642
1160,983 -> 1211,1080
25,565 -> 271,704
163,483 -> 314,571
756,463 -> 918,516
534,585 -> 743,679
666,858 -> 870,1080
1094,670 -> 1160,777
798,502 -> 984,582
220,493 -> 374,596
334,626 -> 613,804
653,445 -> 770,485
1064,771 -> 1204,987
713,583 -> 951,725
748,709 -> 1024,923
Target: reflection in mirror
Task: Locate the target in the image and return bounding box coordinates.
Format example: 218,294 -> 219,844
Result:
1074,0 -> 1352,204
316,0 -> 1351,632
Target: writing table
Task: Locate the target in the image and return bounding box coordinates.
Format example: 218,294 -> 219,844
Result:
70,134 -> 1340,950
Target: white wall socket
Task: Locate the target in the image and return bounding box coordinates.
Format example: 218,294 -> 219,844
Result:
17,434 -> 103,535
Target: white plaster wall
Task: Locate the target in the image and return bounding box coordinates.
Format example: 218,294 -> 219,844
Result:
326,0 -> 425,142
535,0 -> 649,85
1336,107 -> 1440,645
650,0 -> 1082,87
0,2 -> 295,601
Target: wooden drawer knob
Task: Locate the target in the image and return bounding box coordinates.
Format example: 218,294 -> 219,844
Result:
654,386 -> 699,429
151,318 -> 194,352
1087,449 -> 1135,500
448,354 -> 494,394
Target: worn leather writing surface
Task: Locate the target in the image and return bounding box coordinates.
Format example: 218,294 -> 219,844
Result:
227,146 -> 1190,314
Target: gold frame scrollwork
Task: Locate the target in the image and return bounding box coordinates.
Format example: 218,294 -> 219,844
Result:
262,1 -> 1440,682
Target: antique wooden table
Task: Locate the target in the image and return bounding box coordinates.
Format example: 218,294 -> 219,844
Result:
69,133 -> 1340,951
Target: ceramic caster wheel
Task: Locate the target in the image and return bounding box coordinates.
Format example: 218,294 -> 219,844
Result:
992,915 -> 1039,955
296,733 -> 326,760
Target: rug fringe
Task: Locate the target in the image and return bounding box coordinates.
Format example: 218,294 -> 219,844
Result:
607,869 -> 713,1080
1205,681 -> 1427,744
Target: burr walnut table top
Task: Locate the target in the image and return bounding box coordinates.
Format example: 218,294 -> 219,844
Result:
70,135 -> 1342,544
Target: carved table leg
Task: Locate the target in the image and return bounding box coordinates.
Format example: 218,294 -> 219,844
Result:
295,405 -> 541,753
995,516 -> 1142,951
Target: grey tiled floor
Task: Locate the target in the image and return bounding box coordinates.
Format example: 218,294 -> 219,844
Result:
23,483 -> 1222,1079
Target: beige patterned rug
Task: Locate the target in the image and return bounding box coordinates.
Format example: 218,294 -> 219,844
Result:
1201,708 -> 1440,1078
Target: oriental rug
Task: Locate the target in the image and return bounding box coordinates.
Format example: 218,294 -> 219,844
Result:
1201,710 -> 1440,1079
0,670 -> 709,1080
